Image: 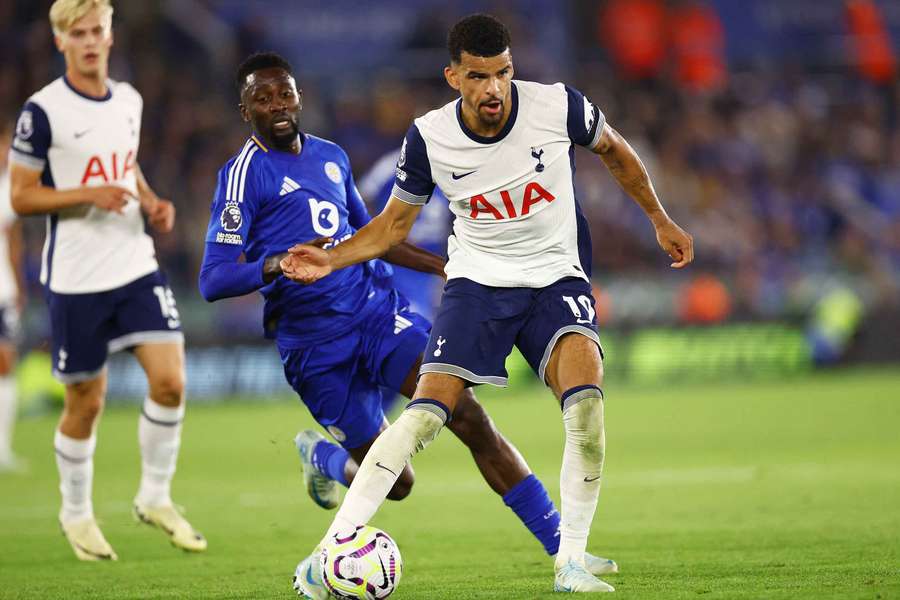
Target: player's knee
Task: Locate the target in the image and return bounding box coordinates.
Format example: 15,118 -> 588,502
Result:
66,383 -> 105,422
149,371 -> 185,407
563,394 -> 605,465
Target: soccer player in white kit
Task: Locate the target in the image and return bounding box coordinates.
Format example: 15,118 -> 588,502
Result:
0,121 -> 26,473
8,0 -> 205,560
283,14 -> 693,594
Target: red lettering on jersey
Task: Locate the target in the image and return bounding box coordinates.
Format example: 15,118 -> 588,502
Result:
122,150 -> 135,179
81,151 -> 136,185
500,190 -> 517,219
520,182 -> 555,215
469,182 -> 555,220
469,194 -> 505,220
81,156 -> 109,185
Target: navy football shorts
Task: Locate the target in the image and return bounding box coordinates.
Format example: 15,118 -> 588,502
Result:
278,289 -> 430,450
46,271 -> 184,383
420,277 -> 603,386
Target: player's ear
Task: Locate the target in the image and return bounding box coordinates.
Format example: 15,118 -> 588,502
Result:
444,65 -> 460,91
238,103 -> 250,123
297,88 -> 303,111
54,34 -> 65,53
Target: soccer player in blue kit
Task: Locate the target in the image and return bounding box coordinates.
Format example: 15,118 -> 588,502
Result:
199,53 -> 617,596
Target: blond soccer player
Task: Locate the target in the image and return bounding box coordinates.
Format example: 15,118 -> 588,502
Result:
8,0 -> 205,560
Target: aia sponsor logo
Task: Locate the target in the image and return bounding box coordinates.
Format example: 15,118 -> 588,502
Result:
469,181 -> 555,220
81,151 -> 136,185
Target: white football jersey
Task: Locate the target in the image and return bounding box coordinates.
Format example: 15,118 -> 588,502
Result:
392,79 -> 604,288
9,77 -> 158,293
0,168 -> 17,304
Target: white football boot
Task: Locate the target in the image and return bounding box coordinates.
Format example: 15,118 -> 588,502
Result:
293,551 -> 329,600
584,552 -> 619,576
134,503 -> 207,552
294,430 -> 340,510
60,516 -> 118,561
554,560 -> 615,593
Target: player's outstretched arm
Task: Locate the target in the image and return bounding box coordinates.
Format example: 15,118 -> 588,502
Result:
281,197 -> 422,284
10,163 -> 134,216
592,124 -> 694,268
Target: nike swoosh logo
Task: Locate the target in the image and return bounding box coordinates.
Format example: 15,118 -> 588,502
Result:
584,475 -> 601,482
375,462 -> 397,477
74,129 -> 91,139
451,170 -> 476,180
305,564 -> 317,586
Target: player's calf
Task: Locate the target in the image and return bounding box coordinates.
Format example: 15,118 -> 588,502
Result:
556,386 -> 606,570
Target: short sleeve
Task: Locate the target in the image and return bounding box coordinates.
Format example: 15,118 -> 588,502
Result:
565,85 -> 605,149
391,124 -> 435,206
9,101 -> 52,171
205,158 -> 259,248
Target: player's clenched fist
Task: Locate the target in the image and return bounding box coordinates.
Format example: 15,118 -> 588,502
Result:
654,218 -> 694,269
89,185 -> 135,214
280,243 -> 333,284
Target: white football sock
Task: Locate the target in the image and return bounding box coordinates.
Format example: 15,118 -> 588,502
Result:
135,397 -> 184,508
321,404 -> 447,546
55,429 -> 96,524
0,375 -> 16,462
555,390 -> 606,570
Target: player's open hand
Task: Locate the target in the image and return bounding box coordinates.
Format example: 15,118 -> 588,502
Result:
148,198 -> 176,233
280,242 -> 334,284
90,185 -> 135,214
654,218 -> 694,268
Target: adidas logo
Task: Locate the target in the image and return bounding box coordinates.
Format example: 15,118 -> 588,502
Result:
279,176 -> 301,196
394,315 -> 413,335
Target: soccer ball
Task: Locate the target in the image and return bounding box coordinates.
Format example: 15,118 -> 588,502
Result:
320,525 -> 402,599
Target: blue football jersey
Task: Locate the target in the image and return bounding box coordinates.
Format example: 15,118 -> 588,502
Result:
203,133 -> 392,347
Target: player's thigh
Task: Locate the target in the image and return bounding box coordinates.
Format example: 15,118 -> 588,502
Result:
280,338 -> 386,450
544,333 -> 604,400
46,288 -> 116,384
516,277 -> 605,398
133,342 -> 185,405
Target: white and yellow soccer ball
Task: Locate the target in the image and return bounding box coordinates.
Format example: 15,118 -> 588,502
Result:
320,526 -> 402,600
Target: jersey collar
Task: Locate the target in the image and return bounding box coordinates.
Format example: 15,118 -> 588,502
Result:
63,75 -> 112,102
251,132 -> 306,157
455,82 -> 518,145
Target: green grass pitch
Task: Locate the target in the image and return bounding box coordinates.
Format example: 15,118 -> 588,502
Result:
1,368 -> 898,599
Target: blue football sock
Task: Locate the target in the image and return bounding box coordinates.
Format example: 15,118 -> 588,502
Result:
502,474 -> 561,556
311,439 -> 350,487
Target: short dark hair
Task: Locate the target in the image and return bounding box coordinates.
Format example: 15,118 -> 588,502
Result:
447,14 -> 511,63
236,52 -> 293,93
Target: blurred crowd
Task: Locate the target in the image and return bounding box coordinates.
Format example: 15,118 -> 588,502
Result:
1,1 -> 898,338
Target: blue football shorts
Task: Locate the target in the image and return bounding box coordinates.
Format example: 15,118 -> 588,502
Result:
278,289 -> 430,449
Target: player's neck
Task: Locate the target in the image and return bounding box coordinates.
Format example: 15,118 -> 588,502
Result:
460,101 -> 512,139
65,68 -> 109,99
